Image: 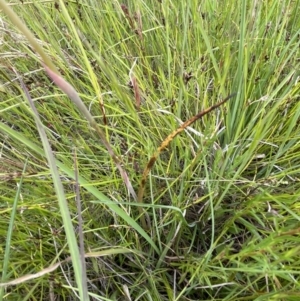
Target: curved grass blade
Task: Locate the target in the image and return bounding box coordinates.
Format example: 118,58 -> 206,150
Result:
17,73 -> 89,301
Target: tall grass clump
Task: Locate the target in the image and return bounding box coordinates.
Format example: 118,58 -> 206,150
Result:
0,0 -> 300,300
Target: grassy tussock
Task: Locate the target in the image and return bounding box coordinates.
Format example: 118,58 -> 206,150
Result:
0,0 -> 300,300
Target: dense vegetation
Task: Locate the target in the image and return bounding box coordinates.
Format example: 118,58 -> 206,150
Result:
0,0 -> 300,300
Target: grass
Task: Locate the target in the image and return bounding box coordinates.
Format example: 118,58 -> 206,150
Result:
0,0 -> 300,300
